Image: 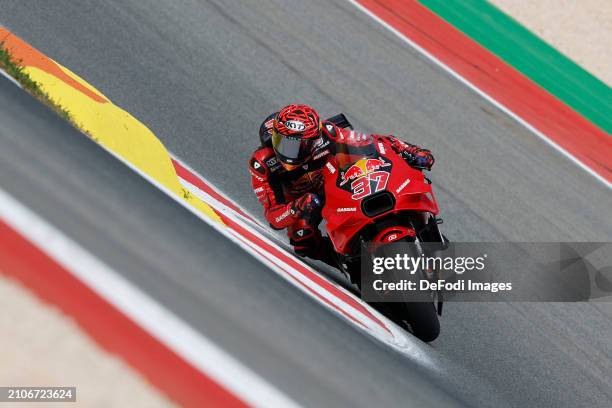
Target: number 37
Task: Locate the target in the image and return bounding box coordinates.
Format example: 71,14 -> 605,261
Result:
351,171 -> 389,200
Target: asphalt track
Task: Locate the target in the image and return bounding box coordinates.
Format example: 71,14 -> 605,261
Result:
2,0 -> 612,407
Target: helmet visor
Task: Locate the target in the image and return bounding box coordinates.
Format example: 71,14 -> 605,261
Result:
271,131 -> 314,165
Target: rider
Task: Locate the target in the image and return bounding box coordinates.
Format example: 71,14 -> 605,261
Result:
248,104 -> 434,267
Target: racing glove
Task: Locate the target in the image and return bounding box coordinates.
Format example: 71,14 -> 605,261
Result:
386,136 -> 434,170
402,151 -> 433,170
290,193 -> 322,221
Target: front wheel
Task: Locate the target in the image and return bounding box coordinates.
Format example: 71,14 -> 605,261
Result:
387,301 -> 440,342
371,239 -> 440,342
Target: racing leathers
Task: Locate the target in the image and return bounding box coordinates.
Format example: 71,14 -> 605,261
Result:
248,119 -> 434,265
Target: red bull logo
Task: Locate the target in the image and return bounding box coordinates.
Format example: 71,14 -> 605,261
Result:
364,158 -> 389,173
340,158 -> 390,186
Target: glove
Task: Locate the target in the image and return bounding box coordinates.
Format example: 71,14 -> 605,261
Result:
290,193 -> 322,220
402,152 -> 431,170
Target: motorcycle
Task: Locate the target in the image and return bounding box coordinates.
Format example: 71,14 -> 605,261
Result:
321,114 -> 447,342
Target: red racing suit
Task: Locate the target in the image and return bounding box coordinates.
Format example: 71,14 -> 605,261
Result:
248,120 -> 434,261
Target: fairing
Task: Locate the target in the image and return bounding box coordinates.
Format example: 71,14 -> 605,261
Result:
322,143 -> 439,255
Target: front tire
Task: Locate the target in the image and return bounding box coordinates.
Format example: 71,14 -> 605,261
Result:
389,301 -> 440,342
374,240 -> 440,342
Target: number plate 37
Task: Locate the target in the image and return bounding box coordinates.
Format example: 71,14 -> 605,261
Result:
351,171 -> 389,200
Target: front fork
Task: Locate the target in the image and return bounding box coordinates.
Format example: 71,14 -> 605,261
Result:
342,214 -> 448,315
414,214 -> 447,316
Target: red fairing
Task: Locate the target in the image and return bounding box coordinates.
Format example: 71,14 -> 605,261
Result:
322,141 -> 439,255
248,147 -> 294,229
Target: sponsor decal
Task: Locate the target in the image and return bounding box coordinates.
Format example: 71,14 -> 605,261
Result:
313,138 -> 330,149
378,142 -> 386,154
293,228 -> 313,240
250,158 -> 265,175
265,156 -> 281,172
284,120 -> 306,131
250,171 -> 264,181
339,158 -> 391,186
338,158 -> 392,200
312,150 -> 330,160
396,178 -> 411,193
275,209 -> 291,223
326,162 -> 336,174
348,131 -> 367,142
337,207 -> 357,212
323,123 -> 337,138
253,187 -> 264,193
350,171 -> 390,200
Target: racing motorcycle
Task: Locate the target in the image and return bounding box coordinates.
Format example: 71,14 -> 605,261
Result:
321,114 -> 447,342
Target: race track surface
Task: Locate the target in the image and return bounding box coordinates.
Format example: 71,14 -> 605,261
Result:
0,76 -> 477,407
2,1 -> 612,407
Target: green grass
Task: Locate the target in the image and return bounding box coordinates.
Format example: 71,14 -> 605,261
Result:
0,42 -> 84,129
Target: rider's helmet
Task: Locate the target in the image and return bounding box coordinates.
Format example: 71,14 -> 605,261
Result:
271,104 -> 321,171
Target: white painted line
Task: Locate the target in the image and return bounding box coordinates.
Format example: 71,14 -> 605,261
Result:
226,228 -> 389,335
0,186 -> 300,408
171,156 -> 266,227
347,0 -> 611,190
